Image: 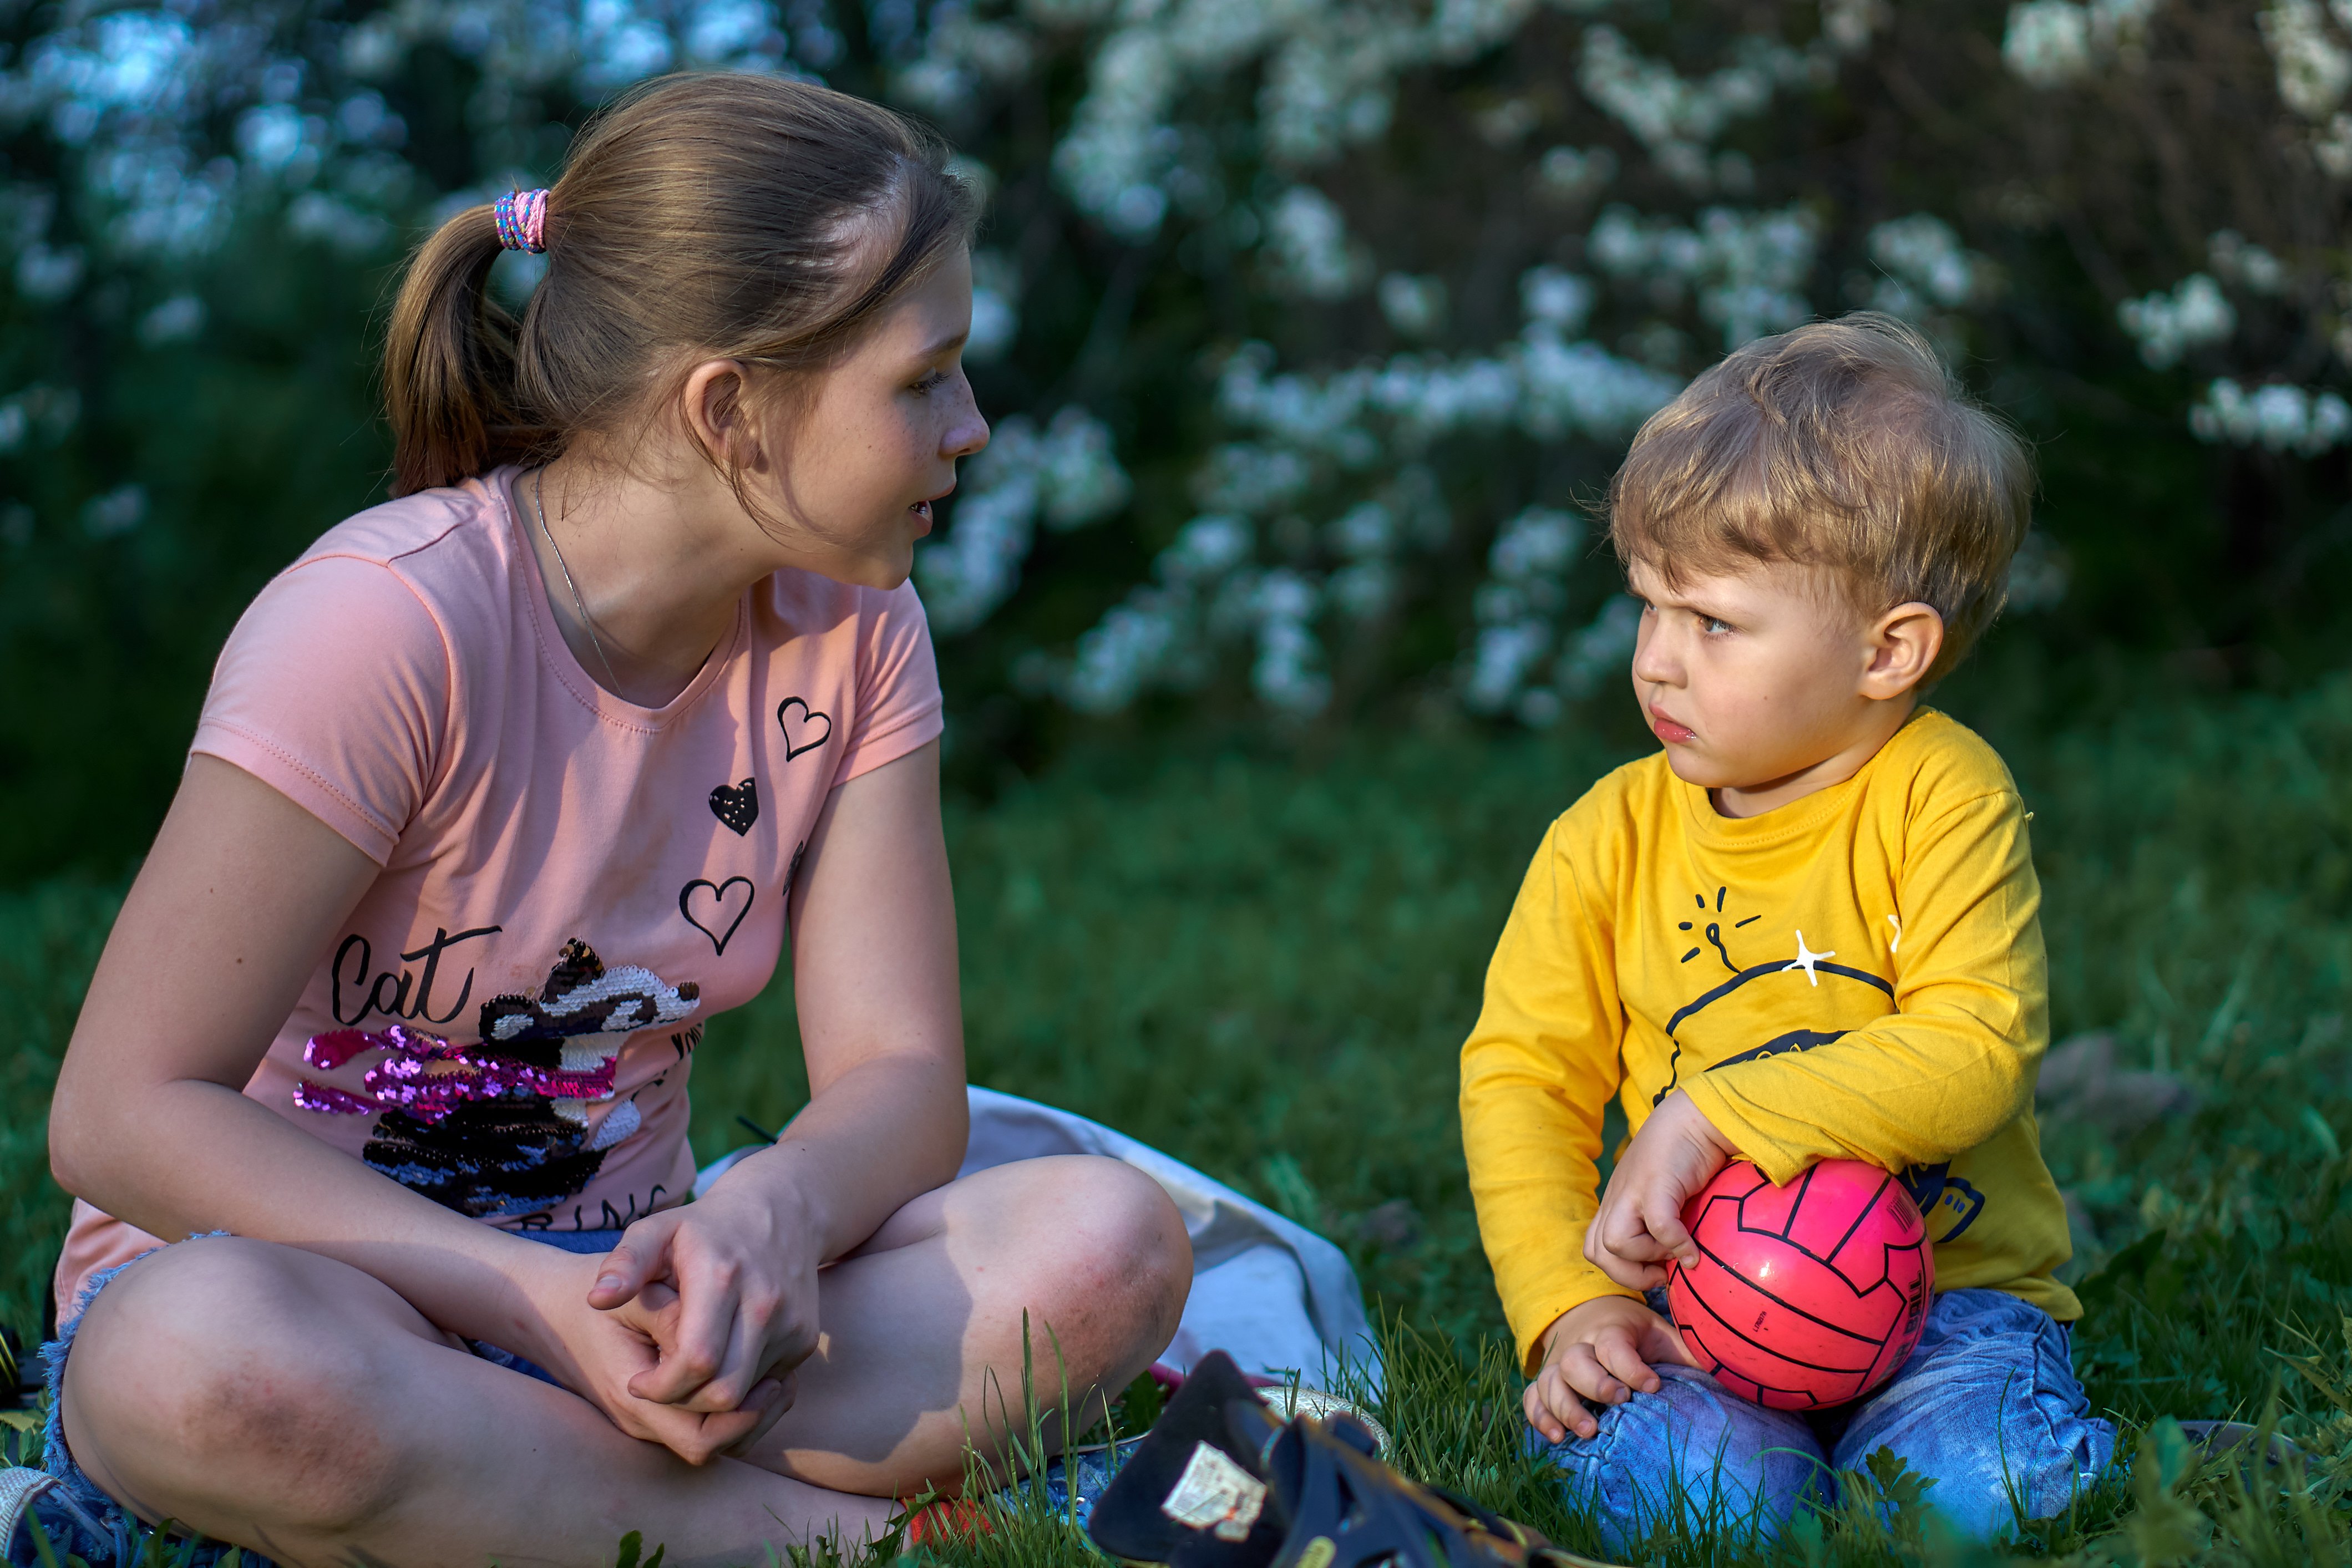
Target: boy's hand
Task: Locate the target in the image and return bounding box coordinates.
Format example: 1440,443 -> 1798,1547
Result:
1525,1295 -> 1699,1443
1584,1090 -> 1739,1288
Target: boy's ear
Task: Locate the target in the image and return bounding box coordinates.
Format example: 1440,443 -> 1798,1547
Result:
1859,601 -> 1944,701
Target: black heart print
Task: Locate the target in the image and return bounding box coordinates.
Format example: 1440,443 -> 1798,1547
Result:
709,778 -> 758,835
678,876 -> 754,957
777,698 -> 833,760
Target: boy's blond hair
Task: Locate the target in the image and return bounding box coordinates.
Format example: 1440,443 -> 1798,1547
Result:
1607,313 -> 2033,682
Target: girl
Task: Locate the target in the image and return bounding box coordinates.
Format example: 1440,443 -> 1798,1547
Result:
31,72 -> 1191,1566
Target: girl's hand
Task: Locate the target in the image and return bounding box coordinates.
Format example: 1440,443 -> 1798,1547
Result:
588,1186 -> 823,1422
1524,1295 -> 1699,1444
1583,1090 -> 1738,1288
515,1250 -> 789,1465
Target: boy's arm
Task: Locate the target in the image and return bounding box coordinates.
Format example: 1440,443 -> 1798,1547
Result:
1676,789 -> 2046,1180
1461,816 -> 1643,1376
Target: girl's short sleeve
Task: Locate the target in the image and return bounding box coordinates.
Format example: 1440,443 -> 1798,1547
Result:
190,555 -> 452,864
836,581 -> 944,784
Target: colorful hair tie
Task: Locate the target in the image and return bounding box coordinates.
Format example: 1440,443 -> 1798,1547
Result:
494,188 -> 549,253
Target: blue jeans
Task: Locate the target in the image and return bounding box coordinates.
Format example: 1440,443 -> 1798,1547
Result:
1540,1288 -> 2116,1547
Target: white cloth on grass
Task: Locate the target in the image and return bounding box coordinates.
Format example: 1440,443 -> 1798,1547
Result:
694,1084 -> 1379,1391
958,1085 -> 1380,1390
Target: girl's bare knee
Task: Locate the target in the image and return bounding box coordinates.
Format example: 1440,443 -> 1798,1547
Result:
64,1240 -> 411,1536
997,1158 -> 1190,1381
1092,1161 -> 1192,1346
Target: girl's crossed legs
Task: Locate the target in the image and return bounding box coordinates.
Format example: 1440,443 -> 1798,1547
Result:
53,1155 -> 1190,1568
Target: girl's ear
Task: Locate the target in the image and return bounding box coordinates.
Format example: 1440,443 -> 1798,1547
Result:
678,358 -> 766,474
1861,601 -> 1944,701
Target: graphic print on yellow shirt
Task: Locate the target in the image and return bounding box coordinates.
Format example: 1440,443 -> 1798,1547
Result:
1653,884 -> 1985,1244
1459,711 -> 2079,1373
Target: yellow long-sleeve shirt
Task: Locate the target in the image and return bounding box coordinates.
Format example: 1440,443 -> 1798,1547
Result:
1461,709 -> 2077,1374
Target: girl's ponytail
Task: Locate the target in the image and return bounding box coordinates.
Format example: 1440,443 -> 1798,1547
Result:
383,204 -> 533,498
377,74 -> 977,500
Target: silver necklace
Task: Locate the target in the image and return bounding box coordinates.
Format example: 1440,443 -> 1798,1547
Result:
533,467 -> 624,694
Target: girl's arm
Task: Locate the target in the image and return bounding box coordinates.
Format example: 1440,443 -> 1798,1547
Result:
586,738 -> 966,1420
49,754 -> 772,1463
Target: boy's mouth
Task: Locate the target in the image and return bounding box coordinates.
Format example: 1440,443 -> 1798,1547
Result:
1649,707 -> 1696,744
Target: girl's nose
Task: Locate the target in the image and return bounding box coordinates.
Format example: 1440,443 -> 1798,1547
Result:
943,380 -> 989,461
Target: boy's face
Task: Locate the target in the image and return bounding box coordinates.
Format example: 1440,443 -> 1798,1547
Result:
1626,555 -> 1938,815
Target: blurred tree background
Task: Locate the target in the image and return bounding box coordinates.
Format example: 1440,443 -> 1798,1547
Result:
3,0 -> 2349,881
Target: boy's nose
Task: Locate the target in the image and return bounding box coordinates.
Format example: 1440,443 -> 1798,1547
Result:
1630,628 -> 1679,687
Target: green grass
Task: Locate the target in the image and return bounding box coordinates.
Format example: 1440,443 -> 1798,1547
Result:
7,682 -> 2352,1564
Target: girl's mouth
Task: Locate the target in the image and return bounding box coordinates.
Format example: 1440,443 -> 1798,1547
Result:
910,499 -> 934,530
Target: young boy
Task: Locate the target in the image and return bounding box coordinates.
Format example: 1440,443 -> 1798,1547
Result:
1458,314 -> 2113,1545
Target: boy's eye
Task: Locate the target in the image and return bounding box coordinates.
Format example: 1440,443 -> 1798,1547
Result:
1700,616 -> 1733,635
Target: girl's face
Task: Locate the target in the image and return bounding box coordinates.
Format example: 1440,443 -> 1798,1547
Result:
752,247 -> 990,589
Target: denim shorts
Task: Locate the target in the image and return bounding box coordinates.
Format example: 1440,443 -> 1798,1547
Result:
36,1227 -> 628,1563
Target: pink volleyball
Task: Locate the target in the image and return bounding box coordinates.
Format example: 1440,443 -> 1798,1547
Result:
1665,1159 -> 1933,1410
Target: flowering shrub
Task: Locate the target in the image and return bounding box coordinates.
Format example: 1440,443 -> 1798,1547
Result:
0,0 -> 2347,873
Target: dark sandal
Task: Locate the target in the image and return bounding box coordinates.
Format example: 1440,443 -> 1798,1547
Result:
1088,1353 -> 1619,1568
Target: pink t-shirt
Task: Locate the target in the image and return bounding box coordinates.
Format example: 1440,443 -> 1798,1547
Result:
55,468 -> 943,1316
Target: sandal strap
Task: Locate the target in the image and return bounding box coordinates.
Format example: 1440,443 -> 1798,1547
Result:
0,1470 -> 58,1559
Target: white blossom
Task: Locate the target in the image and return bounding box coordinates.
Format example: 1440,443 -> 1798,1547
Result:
1326,500 -> 1395,558
1266,185 -> 1368,300
0,384 -> 79,455
2005,530 -> 2070,612
1464,618 -> 1552,713
1061,590 -> 1188,713
1327,558 -> 1395,618
1519,266 -> 1594,334
2002,1 -> 2094,85
967,250 -> 1021,363
1558,595 -> 1641,698
916,409 -> 1133,633
2261,0 -> 2352,118
1534,145 -> 1617,204
2189,378 -> 2352,454
1588,204 -> 1819,348
2318,111 -> 2352,176
2003,0 -> 2160,86
1378,272 -> 1447,337
2119,273 -> 2236,368
82,483 -> 146,540
136,293 -> 206,346
16,242 -> 82,301
1868,214 -> 1983,313
1488,507 -> 1584,581
1819,0 -> 1888,53
1160,514 -> 1257,582
2209,230 -> 2288,295
1456,507 -> 1606,718
1576,27 -> 1800,159
1196,440 -> 1317,513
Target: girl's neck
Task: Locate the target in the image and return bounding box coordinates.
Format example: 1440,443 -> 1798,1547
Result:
513,454 -> 778,709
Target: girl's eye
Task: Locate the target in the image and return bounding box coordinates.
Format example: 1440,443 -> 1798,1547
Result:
911,368 -> 950,395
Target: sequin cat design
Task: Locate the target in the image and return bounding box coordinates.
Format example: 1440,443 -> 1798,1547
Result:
296,938 -> 699,1218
